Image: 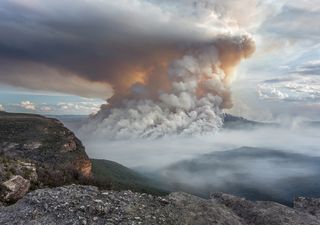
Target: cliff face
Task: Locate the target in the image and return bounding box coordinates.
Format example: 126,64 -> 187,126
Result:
0,112 -> 92,202
0,185 -> 320,225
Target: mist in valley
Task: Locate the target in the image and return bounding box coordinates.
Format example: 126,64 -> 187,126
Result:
65,117 -> 320,205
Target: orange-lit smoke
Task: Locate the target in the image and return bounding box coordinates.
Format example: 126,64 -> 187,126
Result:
83,33 -> 255,139
106,35 -> 255,110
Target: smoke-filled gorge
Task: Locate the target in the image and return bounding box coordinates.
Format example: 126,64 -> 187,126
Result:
76,121 -> 320,205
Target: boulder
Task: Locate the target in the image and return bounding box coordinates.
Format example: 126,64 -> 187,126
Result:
1,176 -> 30,202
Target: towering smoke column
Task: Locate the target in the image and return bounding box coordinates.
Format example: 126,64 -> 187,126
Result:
83,34 -> 255,139
0,0 -> 257,139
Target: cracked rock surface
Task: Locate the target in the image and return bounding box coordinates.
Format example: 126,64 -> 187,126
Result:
1,185 -> 320,225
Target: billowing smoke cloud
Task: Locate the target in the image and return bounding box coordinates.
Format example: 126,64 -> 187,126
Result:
0,0 -> 255,137
0,0 -> 255,96
83,35 -> 254,139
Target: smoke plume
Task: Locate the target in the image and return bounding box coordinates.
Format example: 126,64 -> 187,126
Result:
0,0 -> 256,137
83,35 -> 254,139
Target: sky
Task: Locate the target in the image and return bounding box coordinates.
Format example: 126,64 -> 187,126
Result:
0,84 -> 104,115
0,0 -> 319,120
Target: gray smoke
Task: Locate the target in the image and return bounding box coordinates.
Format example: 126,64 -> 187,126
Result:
81,36 -> 255,139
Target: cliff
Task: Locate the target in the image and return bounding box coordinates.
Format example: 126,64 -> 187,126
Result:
0,112 -> 91,202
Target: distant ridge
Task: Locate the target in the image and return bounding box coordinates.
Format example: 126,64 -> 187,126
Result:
151,146 -> 320,206
222,114 -> 277,129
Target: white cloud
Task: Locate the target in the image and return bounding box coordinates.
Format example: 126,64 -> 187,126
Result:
258,75 -> 320,102
6,100 -> 102,115
39,106 -> 52,112
0,94 -> 106,115
57,102 -> 101,114
20,101 -> 36,110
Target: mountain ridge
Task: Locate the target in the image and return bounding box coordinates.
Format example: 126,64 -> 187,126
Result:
146,146 -> 320,205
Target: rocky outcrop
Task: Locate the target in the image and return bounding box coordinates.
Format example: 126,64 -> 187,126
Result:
294,197 -> 320,219
0,185 -> 319,225
211,192 -> 320,225
0,112 -> 92,202
0,176 -> 30,203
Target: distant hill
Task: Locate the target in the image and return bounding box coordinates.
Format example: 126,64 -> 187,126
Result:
151,146 -> 320,206
222,114 -> 277,129
91,159 -> 168,196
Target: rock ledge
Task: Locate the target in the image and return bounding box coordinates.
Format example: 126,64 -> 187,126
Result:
1,185 -> 320,225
